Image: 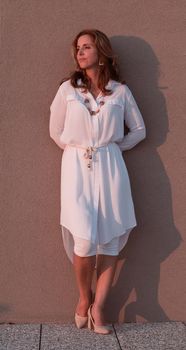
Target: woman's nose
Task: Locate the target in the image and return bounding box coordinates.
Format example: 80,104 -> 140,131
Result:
78,48 -> 84,55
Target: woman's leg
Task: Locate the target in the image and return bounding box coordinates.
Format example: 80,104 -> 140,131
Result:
73,236 -> 119,322
73,236 -> 96,316
73,254 -> 96,316
91,237 -> 120,325
92,254 -> 118,325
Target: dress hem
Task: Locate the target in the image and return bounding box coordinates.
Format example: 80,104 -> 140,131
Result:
60,222 -> 137,263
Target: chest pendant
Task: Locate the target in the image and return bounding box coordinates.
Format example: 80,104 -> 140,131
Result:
83,97 -> 105,169
84,98 -> 105,116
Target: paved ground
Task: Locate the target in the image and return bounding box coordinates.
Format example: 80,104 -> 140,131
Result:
0,322 -> 186,349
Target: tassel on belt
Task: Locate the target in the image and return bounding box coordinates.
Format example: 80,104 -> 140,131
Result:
67,142 -> 115,170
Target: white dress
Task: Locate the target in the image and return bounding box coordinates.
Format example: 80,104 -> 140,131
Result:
49,78 -> 146,263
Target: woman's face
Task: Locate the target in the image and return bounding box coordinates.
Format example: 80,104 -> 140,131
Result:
76,34 -> 99,70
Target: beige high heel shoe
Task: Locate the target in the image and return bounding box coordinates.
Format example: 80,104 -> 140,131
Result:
74,313 -> 88,329
75,291 -> 94,329
88,304 -> 112,335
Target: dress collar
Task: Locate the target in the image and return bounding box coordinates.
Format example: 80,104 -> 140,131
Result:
77,78 -> 114,90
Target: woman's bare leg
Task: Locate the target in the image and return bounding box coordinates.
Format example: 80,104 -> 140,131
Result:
73,253 -> 96,316
92,254 -> 118,325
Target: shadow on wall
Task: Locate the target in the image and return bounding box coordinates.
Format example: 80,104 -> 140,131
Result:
106,35 -> 182,323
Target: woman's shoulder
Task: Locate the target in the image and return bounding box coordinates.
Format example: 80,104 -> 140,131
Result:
58,79 -> 76,96
59,78 -> 71,90
111,80 -> 132,98
122,84 -> 132,96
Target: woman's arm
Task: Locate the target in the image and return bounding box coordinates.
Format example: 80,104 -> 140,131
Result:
116,86 -> 146,151
49,84 -> 67,150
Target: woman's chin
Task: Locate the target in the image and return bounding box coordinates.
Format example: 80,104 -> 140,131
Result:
79,63 -> 88,69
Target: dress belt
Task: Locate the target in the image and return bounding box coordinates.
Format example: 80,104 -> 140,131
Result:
67,142 -> 115,170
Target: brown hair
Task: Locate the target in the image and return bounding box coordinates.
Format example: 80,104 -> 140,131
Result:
60,29 -> 125,95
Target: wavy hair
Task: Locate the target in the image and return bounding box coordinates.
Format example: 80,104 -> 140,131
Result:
60,29 -> 125,95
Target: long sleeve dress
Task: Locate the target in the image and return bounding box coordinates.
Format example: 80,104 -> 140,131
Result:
49,78 -> 146,262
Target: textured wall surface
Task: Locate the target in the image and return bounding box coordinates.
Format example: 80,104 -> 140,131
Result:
1,0 -> 186,323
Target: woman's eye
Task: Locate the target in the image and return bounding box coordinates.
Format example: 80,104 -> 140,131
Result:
76,46 -> 91,51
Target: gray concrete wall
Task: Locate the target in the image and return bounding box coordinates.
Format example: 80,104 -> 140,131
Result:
1,0 -> 186,323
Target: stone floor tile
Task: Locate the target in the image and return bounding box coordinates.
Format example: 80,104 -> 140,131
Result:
114,321 -> 186,350
41,323 -> 120,350
0,324 -> 40,350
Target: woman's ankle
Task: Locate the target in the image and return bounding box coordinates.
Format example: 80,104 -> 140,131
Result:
93,300 -> 106,312
91,302 -> 106,325
80,289 -> 93,304
76,294 -> 92,316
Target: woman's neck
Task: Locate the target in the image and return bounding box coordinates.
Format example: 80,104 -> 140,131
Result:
85,67 -> 99,88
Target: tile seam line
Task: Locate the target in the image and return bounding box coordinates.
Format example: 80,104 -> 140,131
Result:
39,324 -> 42,350
113,324 -> 122,350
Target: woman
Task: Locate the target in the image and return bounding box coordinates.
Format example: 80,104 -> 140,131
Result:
49,29 -> 146,334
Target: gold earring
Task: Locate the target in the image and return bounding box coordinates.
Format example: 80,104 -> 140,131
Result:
99,61 -> 104,66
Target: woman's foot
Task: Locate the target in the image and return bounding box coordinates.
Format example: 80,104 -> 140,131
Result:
88,304 -> 112,334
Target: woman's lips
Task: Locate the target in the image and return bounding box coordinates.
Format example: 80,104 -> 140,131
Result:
78,58 -> 86,62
